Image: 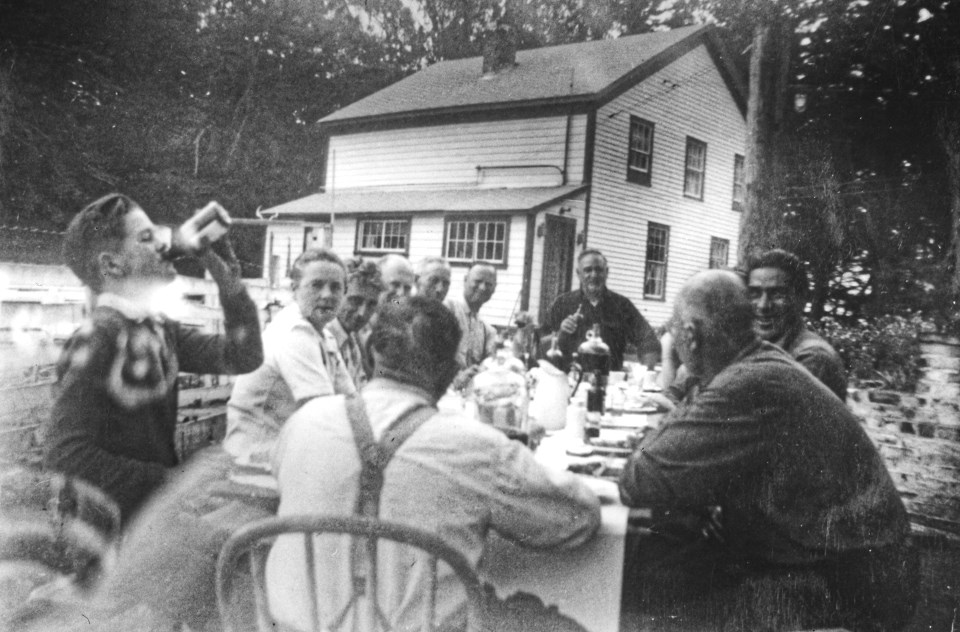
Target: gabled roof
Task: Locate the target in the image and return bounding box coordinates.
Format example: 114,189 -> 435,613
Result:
320,24 -> 745,129
267,185 -> 588,218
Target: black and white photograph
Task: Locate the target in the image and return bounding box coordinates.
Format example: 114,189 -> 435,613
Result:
1,1 -> 958,630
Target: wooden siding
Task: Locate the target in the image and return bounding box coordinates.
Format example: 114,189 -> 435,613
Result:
332,213 -> 529,329
263,223 -> 329,283
326,115 -> 588,190
589,43 -> 746,327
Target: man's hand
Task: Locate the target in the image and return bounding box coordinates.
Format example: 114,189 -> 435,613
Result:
558,306 -> 583,336
451,365 -> 482,392
198,234 -> 244,296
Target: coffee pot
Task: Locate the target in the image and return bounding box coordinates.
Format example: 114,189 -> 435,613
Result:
577,324 -> 611,415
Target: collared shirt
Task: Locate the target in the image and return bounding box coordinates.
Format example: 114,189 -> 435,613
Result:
444,296 -> 497,369
620,341 -> 910,567
267,378 -> 600,632
225,303 -> 355,465
544,288 -> 660,370
326,318 -> 366,390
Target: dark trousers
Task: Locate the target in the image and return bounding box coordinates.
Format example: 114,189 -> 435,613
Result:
621,526 -> 919,632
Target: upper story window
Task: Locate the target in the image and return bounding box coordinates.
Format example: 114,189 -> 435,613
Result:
356,218 -> 410,255
683,137 -> 707,200
627,116 -> 655,186
444,217 -> 509,266
643,222 -> 670,300
709,237 -> 730,269
732,153 -> 746,211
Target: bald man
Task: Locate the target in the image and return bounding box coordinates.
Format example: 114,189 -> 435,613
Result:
444,263 -> 498,387
618,270 -> 917,632
378,254 -> 415,302
415,256 -> 452,302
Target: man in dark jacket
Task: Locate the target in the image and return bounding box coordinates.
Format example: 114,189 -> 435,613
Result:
544,249 -> 660,370
619,269 -> 917,632
44,193 -> 263,523
746,248 -> 848,400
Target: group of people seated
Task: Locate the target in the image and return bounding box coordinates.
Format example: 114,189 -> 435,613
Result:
22,193 -> 918,631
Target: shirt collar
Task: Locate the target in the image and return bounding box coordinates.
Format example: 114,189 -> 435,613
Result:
326,318 -> 350,346
96,292 -> 164,323
365,376 -> 436,406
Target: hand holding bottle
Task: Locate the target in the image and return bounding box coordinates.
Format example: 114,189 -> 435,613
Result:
559,304 -> 583,335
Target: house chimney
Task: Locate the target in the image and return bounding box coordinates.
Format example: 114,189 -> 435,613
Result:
482,23 -> 518,76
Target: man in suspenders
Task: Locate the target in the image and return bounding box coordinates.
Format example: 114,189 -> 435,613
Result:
268,296 -> 601,632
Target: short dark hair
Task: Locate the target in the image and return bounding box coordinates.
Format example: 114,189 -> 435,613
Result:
745,248 -> 808,299
63,193 -> 141,293
289,248 -> 345,289
344,257 -> 384,292
369,296 -> 462,397
577,248 -> 607,267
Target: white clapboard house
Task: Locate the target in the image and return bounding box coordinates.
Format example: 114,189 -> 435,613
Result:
262,23 -> 747,329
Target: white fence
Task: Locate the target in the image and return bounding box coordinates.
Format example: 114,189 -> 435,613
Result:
0,262 -> 290,461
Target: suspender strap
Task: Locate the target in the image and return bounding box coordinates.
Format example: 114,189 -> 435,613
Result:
331,395 -> 437,631
345,395 -> 436,518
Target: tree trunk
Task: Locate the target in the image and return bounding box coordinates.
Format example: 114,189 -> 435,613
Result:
940,114 -> 960,297
738,18 -> 792,266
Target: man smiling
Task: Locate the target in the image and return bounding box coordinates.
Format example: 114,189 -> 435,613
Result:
545,248 -> 660,370
745,249 -> 847,400
225,248 -> 356,465
444,262 -> 499,373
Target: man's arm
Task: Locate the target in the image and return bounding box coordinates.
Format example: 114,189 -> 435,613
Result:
618,386 -> 768,509
176,237 -> 263,375
489,437 -> 600,549
794,346 -> 848,402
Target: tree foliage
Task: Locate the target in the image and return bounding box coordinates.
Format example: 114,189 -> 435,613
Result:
0,0 -> 958,321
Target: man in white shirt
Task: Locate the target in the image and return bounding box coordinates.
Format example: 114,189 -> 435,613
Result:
268,296 -> 600,632
444,262 -> 498,387
225,247 -> 355,465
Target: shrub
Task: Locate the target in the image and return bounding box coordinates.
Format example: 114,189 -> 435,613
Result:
813,314 -> 925,392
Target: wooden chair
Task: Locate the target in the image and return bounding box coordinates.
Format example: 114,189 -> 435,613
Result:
216,514 -> 485,632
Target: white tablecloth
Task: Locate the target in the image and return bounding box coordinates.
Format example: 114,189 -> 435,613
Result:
479,433 -> 629,632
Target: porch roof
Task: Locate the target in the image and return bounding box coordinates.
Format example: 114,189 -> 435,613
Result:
265,185 -> 588,218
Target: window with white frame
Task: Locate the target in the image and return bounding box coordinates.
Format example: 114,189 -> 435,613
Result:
643,223 -> 670,300
356,218 -> 410,255
683,137 -> 707,200
709,237 -> 730,269
444,218 -> 509,265
627,116 -> 655,186
732,153 -> 745,211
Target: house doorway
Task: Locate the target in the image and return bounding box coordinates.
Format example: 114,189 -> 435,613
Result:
538,214 -> 577,323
